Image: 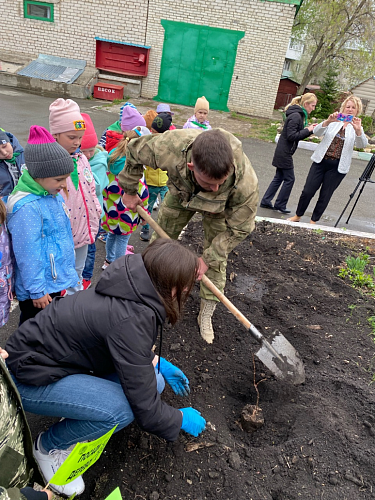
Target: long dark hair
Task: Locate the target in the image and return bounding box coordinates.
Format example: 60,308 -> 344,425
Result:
142,239 -> 199,325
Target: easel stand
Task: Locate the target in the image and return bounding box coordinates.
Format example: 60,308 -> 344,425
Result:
335,154 -> 375,228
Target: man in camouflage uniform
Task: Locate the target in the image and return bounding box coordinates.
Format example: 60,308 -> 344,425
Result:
0,351 -> 50,500
119,129 -> 259,343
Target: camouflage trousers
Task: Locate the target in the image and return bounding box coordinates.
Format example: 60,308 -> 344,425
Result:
151,192 -> 228,301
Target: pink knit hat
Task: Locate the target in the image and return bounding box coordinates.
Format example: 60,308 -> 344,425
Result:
49,98 -> 86,135
80,113 -> 98,149
120,106 -> 146,131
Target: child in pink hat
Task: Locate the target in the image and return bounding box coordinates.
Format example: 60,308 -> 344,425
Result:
80,113 -> 109,289
49,99 -> 101,295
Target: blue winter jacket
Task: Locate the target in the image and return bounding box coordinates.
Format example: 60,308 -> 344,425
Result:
7,192 -> 79,301
0,132 -> 25,199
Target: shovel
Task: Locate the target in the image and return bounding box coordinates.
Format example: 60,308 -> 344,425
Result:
136,206 -> 305,385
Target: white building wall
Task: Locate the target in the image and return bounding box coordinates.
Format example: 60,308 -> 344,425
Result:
1,0 -> 296,118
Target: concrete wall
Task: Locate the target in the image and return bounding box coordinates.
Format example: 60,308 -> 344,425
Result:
0,0 -> 296,118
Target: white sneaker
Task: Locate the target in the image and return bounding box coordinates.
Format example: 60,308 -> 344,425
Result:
153,198 -> 159,210
33,433 -> 85,497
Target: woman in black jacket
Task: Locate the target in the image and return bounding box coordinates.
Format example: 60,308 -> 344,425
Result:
5,239 -> 205,497
260,93 -> 318,213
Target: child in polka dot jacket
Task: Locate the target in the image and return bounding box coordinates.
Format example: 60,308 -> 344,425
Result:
6,126 -> 78,324
49,99 -> 101,294
102,124 -> 150,268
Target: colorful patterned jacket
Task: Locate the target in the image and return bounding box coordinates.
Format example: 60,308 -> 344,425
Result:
102,150 -> 149,236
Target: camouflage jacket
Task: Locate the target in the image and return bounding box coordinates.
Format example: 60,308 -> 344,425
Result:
0,357 -> 43,500
118,128 -> 259,267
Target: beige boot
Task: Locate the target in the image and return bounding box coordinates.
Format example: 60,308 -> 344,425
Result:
198,299 -> 217,344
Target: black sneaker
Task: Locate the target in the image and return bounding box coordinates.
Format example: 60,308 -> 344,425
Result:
140,228 -> 150,241
260,203 -> 274,209
275,208 -> 291,214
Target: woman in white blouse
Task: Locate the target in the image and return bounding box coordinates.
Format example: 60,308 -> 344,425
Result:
288,95 -> 367,224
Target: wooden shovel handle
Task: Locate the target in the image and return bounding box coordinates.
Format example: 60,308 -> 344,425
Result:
136,205 -> 257,333
136,205 -> 169,238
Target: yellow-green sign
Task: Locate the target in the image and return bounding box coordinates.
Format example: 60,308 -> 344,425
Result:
105,487 -> 122,500
49,425 -> 117,486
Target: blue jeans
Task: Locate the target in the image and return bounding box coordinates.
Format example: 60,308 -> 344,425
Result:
82,230 -> 100,280
143,186 -> 169,231
105,233 -> 131,263
12,369 -> 165,451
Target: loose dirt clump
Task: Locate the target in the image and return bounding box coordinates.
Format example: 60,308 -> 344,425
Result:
75,221 -> 375,499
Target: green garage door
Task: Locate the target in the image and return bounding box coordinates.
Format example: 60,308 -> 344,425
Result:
155,20 -> 245,112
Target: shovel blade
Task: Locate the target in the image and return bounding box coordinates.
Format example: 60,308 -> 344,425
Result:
255,330 -> 305,385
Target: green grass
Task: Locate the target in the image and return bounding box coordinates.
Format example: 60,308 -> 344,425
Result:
338,252 -> 375,296
243,116 -> 281,141
255,124 -> 279,142
230,111 -> 252,122
346,253 -> 369,272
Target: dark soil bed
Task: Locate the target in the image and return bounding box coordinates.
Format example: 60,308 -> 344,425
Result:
53,222 -> 375,499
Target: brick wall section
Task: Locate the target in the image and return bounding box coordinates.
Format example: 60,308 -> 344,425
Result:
1,0 -> 148,65
1,0 -> 295,118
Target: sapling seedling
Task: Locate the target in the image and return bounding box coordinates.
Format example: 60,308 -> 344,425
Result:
240,354 -> 266,433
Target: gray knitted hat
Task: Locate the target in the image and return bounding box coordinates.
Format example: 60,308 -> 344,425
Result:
0,131 -> 10,145
25,125 -> 74,179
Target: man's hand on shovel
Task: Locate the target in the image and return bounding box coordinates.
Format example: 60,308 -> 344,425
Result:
122,193 -> 143,212
197,258 -> 208,280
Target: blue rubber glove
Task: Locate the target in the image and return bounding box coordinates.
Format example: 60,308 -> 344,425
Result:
158,357 -> 190,396
180,407 -> 206,437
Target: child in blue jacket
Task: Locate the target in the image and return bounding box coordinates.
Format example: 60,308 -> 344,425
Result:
7,126 -> 79,324
0,130 -> 25,200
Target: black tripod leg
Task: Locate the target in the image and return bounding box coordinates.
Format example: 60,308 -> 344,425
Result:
345,181 -> 367,224
334,180 -> 362,227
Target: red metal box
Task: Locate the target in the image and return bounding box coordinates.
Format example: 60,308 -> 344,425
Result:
96,39 -> 150,77
93,82 -> 124,101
